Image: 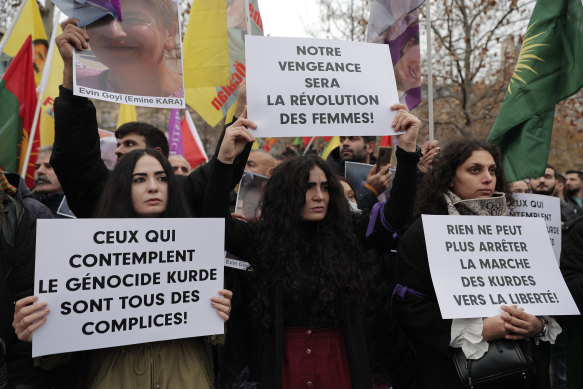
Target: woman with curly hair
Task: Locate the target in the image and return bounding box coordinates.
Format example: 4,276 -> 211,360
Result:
204,107 -> 421,388
13,149 -> 231,389
393,138 -> 560,389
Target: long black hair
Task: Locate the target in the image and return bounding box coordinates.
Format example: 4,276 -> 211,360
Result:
94,149 -> 189,218
415,138 -> 514,216
250,155 -> 369,328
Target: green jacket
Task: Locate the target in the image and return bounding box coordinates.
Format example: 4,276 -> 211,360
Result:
38,338 -> 214,389
84,339 -> 213,389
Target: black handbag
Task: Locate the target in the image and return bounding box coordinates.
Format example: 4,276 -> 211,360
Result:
452,340 -> 528,388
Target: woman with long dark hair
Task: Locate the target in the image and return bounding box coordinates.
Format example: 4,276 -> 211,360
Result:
13,149 -> 231,389
204,107 -> 421,388
393,138 -> 560,389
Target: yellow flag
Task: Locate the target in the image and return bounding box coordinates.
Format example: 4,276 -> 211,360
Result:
117,104 -> 137,128
0,0 -> 48,85
185,0 -> 263,126
183,0 -> 229,89
321,137 -> 341,160
39,27 -> 64,146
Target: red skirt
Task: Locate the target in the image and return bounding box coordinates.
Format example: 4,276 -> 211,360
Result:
282,327 -> 352,389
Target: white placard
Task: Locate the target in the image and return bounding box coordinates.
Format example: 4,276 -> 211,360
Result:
33,218 -> 224,357
422,215 -> 579,319
511,193 -> 561,262
246,35 -> 400,137
73,85 -> 185,109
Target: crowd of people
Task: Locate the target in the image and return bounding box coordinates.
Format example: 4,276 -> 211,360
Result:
2,16 -> 583,389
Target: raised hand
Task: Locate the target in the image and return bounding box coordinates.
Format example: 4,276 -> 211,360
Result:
217,108 -> 257,164
56,20 -> 89,89
391,104 -> 421,152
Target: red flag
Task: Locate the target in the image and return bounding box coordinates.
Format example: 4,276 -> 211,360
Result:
380,136 -> 393,147
0,35 -> 40,188
181,111 -> 208,170
263,137 -> 277,152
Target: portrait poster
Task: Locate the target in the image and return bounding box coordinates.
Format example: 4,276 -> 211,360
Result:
72,0 -> 185,108
344,161 -> 395,201
235,170 -> 268,222
366,0 -> 424,109
32,218 -> 224,357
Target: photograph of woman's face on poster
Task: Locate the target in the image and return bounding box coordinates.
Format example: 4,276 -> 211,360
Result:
366,0 -> 424,110
389,23 -> 421,93
73,0 -> 184,108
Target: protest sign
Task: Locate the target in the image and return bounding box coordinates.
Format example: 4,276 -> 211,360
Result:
235,170 -> 268,222
246,35 -> 400,137
72,0 -> 185,108
422,215 -> 579,319
32,218 -> 224,357
344,161 -> 395,201
511,193 -> 561,262
56,197 -> 76,218
366,0 -> 424,110
224,252 -> 250,271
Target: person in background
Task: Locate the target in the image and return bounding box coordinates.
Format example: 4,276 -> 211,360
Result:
245,149 -> 275,177
168,154 -> 191,176
338,177 -> 357,205
555,174 -> 565,200
0,191 -> 49,389
564,170 -> 583,208
510,180 -> 530,193
32,145 -> 65,217
327,136 -> 393,211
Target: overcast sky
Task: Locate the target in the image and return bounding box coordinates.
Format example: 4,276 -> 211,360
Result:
259,0 -> 320,38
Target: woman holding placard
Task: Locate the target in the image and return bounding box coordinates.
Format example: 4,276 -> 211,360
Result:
203,107 -> 421,388
393,139 -> 560,389
13,149 -> 231,389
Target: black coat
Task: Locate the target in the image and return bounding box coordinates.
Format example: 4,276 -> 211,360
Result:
203,146 -> 420,389
394,216 -> 551,389
0,192 -> 46,388
51,86 -> 249,218
560,217 -> 583,389
5,172 -> 54,227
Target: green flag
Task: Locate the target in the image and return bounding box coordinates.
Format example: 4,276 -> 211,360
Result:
487,0 -> 583,182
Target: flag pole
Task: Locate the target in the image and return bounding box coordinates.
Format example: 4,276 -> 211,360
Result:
20,10 -> 60,178
303,137 -> 315,156
0,0 -> 27,54
425,0 -> 435,141
185,110 -> 209,160
245,0 -> 252,34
